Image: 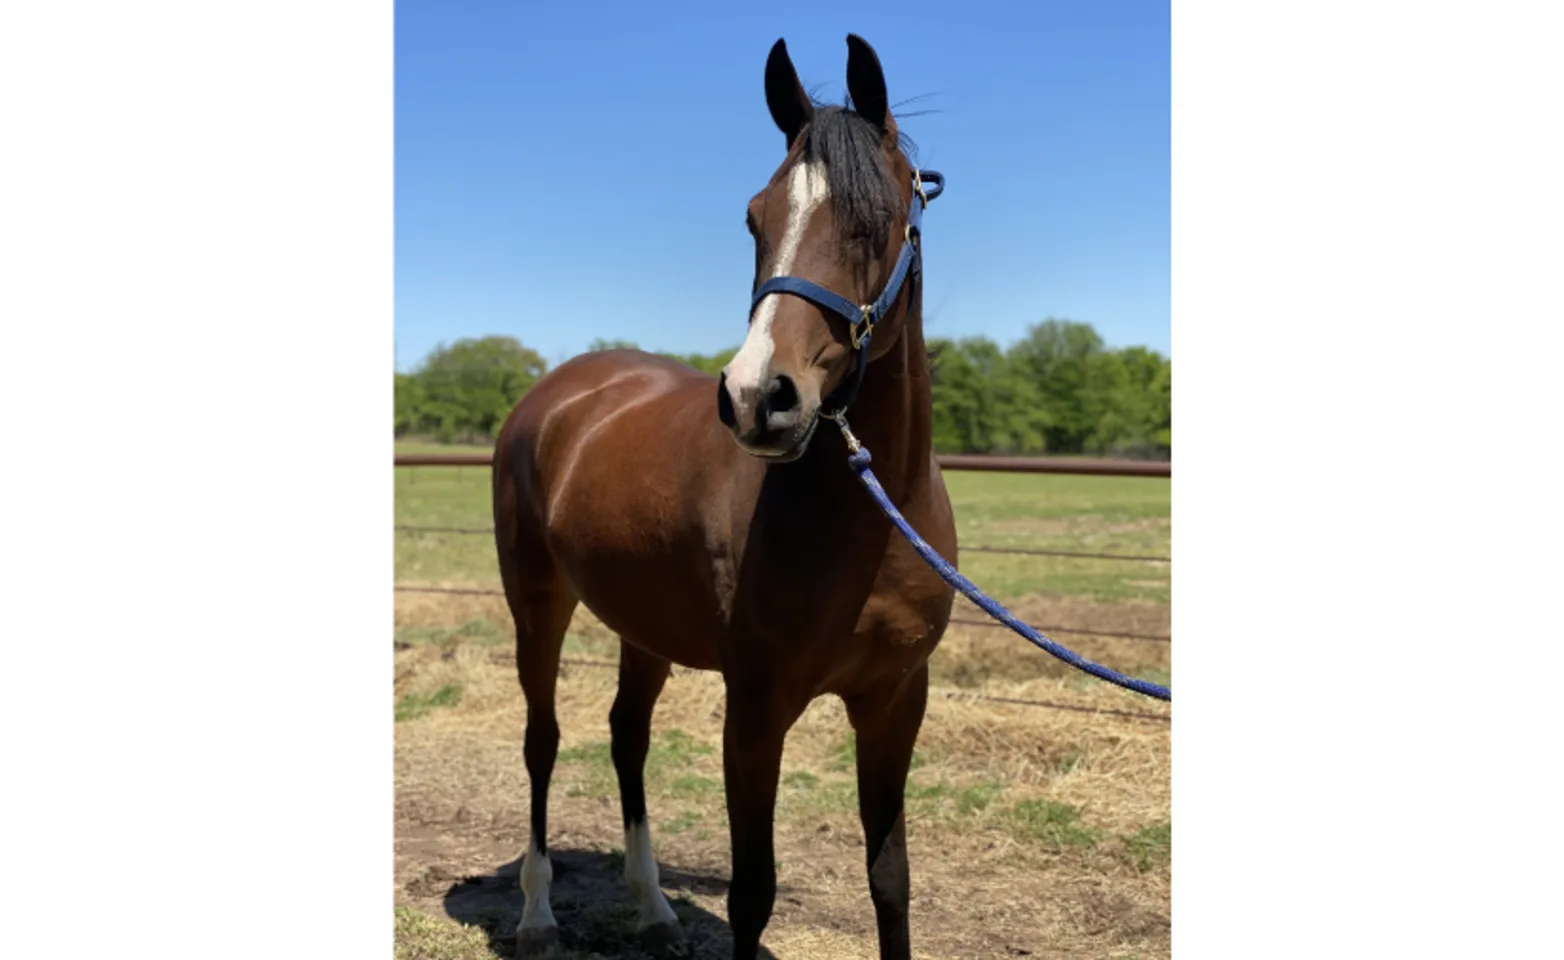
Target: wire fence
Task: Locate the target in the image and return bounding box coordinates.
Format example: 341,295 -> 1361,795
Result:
394,454 -> 1170,722
393,584 -> 1171,723
523,653 -> 1171,724
394,524 -> 1170,566
392,585 -> 1170,644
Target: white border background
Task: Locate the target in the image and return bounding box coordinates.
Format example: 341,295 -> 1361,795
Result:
2,2 -> 392,956
3,1 -> 1561,956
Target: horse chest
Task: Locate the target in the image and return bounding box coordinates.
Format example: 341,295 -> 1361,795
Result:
851,544 -> 955,650
854,593 -> 941,648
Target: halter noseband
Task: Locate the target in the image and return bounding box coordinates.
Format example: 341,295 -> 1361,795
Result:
747,169 -> 944,420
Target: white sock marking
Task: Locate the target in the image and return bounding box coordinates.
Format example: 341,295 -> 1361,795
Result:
624,819 -> 679,931
518,838 -> 556,932
724,161 -> 831,418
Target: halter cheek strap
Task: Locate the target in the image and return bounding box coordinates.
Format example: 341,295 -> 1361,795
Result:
747,169 -> 943,419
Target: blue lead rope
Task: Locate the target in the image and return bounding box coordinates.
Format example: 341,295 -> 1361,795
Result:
832,421 -> 1172,703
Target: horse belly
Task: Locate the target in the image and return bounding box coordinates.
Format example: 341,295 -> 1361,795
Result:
543,481 -> 726,672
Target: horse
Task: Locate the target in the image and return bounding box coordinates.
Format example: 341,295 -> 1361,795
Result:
491,34 -> 957,960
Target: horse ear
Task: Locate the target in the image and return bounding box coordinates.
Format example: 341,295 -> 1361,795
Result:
765,38 -> 813,148
845,34 -> 890,134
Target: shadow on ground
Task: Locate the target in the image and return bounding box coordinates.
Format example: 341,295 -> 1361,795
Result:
443,847 -> 779,959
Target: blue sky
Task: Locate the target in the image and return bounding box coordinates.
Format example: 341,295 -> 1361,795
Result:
395,0 -> 1169,372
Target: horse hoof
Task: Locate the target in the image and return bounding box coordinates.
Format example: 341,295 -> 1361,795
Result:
514,924 -> 560,957
638,920 -> 690,958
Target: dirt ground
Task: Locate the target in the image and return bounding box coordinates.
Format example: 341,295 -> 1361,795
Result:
394,592 -> 1170,960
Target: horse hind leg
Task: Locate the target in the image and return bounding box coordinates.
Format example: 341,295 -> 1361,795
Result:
609,641 -> 688,957
498,536 -> 577,957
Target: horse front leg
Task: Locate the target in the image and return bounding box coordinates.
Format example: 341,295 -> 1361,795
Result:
844,662 -> 930,960
721,677 -> 800,960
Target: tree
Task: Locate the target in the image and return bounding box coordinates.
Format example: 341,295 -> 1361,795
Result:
414,336 -> 547,442
1092,346 -> 1170,456
393,373 -> 425,438
1008,318 -> 1107,454
659,347 -> 739,377
587,338 -> 640,352
928,337 -> 1048,454
392,321 -> 1172,457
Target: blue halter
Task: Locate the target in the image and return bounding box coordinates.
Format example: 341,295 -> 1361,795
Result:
748,169 -> 944,418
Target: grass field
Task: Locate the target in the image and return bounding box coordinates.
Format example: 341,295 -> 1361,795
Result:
393,441 -> 1171,959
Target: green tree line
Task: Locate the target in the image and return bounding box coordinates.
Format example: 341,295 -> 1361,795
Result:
394,320 -> 1169,458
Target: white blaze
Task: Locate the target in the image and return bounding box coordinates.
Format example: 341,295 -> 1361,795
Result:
724,160 -> 830,417
624,820 -> 680,931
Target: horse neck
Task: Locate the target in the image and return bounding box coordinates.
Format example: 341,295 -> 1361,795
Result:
825,304 -> 934,504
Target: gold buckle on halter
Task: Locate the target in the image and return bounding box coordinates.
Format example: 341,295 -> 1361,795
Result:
912,169 -> 928,206
851,304 -> 875,350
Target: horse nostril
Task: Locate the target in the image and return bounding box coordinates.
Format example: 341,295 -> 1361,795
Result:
768,374 -> 800,415
716,374 -> 737,429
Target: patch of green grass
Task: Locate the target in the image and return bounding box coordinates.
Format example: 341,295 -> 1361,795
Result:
825,734 -> 927,775
560,629 -> 618,658
395,618 -> 505,647
393,906 -> 493,960
782,770 -> 820,790
395,684 -> 463,722
645,728 -> 715,776
827,734 -> 856,772
942,472 -> 1170,524
669,774 -> 720,798
662,811 -> 702,834
942,472 -> 1170,603
557,741 -> 618,795
1006,799 -> 1101,850
557,730 -> 717,797
395,624 -> 454,646
557,741 -> 614,767
396,439 -> 495,457
776,775 -> 860,817
393,447 -> 498,584
956,552 -> 1169,604
905,778 -> 1005,817
1119,821 -> 1171,872
392,904 -> 615,960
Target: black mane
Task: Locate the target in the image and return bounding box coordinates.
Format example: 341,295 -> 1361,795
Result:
800,104 -> 915,251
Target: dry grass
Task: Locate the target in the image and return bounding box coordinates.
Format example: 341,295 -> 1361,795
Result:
395,591 -> 1170,959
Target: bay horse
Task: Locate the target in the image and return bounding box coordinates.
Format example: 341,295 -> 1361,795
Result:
491,34 -> 956,960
